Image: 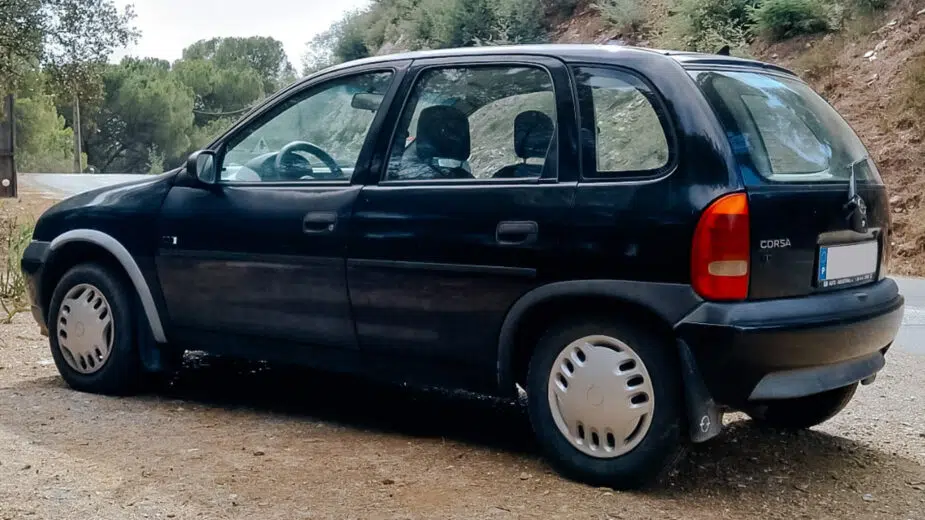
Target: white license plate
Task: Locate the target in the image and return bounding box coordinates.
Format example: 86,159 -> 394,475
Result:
818,241 -> 878,288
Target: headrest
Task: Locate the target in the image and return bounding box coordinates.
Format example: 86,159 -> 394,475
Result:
416,105 -> 471,162
514,110 -> 554,159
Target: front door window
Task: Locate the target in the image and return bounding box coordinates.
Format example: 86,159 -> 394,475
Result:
221,71 -> 394,182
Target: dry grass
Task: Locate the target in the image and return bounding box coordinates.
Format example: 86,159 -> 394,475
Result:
791,38 -> 842,85
0,204 -> 34,323
900,53 -> 925,137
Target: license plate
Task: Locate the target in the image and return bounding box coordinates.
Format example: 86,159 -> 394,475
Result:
818,241 -> 878,288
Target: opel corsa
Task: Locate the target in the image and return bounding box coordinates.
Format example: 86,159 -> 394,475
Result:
21,45 -> 904,489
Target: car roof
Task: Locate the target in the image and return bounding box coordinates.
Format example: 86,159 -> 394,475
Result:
313,44 -> 796,79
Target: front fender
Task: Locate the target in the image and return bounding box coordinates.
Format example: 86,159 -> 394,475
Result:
48,229 -> 166,343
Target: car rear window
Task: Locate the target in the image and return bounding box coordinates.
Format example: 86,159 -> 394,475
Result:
689,70 -> 880,184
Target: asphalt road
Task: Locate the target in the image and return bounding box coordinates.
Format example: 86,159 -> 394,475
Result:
17,173 -> 925,355
19,172 -> 149,198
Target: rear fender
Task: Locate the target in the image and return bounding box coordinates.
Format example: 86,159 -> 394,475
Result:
495,280 -> 722,442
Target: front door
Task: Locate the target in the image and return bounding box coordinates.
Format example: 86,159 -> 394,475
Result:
157,67 -> 401,355
346,57 -> 578,391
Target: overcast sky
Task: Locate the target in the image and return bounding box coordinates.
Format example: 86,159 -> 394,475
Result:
112,0 -> 370,68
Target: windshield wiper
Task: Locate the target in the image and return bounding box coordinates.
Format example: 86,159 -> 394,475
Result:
846,155 -> 869,200
844,155 -> 870,232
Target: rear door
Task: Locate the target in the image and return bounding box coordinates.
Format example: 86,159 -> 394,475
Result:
346,55 -> 579,390
690,69 -> 890,299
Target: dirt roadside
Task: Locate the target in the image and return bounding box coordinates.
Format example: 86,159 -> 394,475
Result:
1,312 -> 923,520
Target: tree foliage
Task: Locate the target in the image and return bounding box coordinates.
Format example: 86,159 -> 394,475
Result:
0,0 -> 137,95
86,58 -> 195,173
181,37 -> 297,93
0,0 -> 44,90
13,93 -> 75,172
173,58 -> 264,120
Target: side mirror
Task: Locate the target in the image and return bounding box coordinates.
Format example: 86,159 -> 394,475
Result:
186,150 -> 217,184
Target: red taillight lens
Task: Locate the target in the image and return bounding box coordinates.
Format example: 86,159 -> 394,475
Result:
691,192 -> 750,301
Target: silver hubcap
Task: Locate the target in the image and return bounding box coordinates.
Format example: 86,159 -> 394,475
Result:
56,283 -> 114,374
547,335 -> 655,458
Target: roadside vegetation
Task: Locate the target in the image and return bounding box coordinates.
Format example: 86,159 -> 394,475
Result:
0,207 -> 33,323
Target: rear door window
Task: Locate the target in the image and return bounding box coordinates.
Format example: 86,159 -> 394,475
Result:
572,66 -> 672,178
385,65 -> 556,181
690,70 -> 879,184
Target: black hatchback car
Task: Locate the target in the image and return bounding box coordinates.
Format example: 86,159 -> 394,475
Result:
21,45 -> 904,489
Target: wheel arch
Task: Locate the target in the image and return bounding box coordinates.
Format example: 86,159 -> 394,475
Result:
496,280 -> 701,394
44,229 -> 166,343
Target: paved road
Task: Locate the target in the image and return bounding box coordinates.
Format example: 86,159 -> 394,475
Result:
19,173 -> 149,198
16,172 -> 925,354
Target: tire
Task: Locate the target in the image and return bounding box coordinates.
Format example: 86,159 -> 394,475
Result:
47,263 -> 143,395
525,318 -> 684,489
747,383 -> 858,429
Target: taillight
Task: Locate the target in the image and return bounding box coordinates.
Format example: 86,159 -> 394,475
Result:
691,192 -> 750,301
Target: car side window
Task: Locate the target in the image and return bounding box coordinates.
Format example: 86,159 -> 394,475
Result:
220,71 -> 393,182
385,65 -> 556,181
573,67 -> 672,178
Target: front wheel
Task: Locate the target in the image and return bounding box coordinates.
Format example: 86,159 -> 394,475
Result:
747,383 -> 858,429
525,319 -> 684,489
47,263 -> 143,395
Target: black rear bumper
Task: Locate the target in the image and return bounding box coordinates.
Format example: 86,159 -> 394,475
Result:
676,278 -> 903,406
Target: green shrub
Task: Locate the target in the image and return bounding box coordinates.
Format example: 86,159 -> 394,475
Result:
595,0 -> 646,31
751,0 -> 831,40
147,145 -> 165,174
663,0 -> 757,53
0,215 -> 34,323
543,0 -> 581,17
851,0 -> 888,13
428,0 -> 497,47
493,0 -> 546,43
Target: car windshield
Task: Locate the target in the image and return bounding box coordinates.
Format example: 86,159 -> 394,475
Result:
690,70 -> 879,184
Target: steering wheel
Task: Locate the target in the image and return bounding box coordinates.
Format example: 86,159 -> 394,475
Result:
274,141 -> 343,179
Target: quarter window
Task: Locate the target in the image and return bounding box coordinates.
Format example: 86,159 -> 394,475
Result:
385,66 -> 556,181
573,67 -> 671,178
220,71 -> 393,182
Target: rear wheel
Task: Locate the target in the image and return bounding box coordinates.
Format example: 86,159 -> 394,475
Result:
747,383 -> 858,429
48,263 -> 143,395
525,318 -> 684,489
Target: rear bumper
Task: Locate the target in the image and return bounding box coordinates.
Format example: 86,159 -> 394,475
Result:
676,278 -> 903,406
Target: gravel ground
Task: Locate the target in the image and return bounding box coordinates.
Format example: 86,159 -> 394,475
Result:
0,312 -> 924,519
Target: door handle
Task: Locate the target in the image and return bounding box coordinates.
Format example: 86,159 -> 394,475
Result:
496,220 -> 538,245
303,212 -> 337,234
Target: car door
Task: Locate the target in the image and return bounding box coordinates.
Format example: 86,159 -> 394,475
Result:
346,55 -> 579,391
156,64 -> 406,356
